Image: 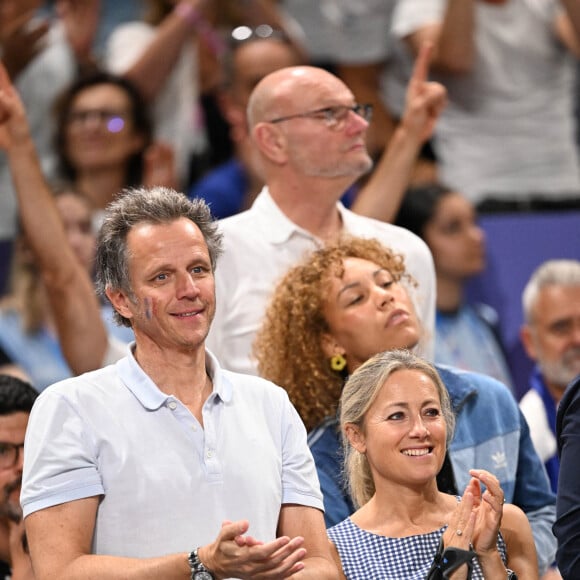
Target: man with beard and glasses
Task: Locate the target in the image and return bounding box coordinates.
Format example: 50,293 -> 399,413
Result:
0,374 -> 37,580
519,259 -> 580,495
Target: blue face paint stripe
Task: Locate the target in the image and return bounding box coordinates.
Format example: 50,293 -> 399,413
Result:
144,298 -> 152,320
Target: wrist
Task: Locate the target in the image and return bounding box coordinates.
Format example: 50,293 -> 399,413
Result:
187,546 -> 216,580
6,132 -> 35,157
173,2 -> 225,56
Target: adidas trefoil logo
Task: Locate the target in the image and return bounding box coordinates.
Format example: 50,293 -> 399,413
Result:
491,451 -> 507,470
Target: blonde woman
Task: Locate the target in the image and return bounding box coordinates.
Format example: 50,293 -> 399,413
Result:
328,349 -> 536,579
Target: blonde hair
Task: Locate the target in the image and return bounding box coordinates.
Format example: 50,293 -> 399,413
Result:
340,349 -> 455,508
254,236 -> 412,431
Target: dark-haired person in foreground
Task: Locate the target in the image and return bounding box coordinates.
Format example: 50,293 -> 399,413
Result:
0,374 -> 38,580
554,372 -> 580,578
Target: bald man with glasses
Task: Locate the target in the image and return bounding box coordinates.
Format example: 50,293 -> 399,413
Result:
207,46 -> 447,376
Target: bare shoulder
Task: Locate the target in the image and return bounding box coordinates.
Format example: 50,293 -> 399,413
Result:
502,503 -> 529,529
328,539 -> 346,580
500,503 -> 533,545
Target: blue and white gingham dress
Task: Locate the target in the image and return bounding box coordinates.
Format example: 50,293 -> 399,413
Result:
328,518 -> 507,580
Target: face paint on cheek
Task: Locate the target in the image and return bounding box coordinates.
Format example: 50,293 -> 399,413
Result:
144,297 -> 153,320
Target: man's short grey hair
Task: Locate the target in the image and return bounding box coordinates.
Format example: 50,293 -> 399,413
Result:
95,186 -> 223,327
522,259 -> 580,324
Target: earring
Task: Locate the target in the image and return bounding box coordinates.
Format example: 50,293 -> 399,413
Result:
330,353 -> 347,372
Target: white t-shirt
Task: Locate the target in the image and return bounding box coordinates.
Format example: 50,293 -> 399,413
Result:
281,0 -> 396,64
392,0 -> 580,203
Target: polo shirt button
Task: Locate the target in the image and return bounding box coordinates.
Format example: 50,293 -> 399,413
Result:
168,401 -> 177,410
206,450 -> 213,458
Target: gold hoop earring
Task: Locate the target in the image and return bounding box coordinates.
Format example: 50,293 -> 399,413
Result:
330,353 -> 347,372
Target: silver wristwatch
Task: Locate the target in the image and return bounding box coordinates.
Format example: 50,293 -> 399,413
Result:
188,548 -> 215,580
506,569 -> 518,580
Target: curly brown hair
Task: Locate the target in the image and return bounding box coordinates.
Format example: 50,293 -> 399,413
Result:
254,236 -> 412,431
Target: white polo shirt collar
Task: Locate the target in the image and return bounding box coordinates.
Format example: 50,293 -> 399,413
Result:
251,186 -> 347,246
116,344 -> 233,411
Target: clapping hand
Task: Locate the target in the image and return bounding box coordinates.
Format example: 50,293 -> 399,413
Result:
197,519 -> 309,579
466,469 -> 505,555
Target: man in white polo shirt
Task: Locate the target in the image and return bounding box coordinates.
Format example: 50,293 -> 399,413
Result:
21,187 -> 337,580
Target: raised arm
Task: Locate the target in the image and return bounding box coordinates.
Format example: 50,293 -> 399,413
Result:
555,0 -> 580,57
108,0 -> 207,103
0,62 -> 109,373
403,0 -> 476,74
351,43 -> 447,222
56,0 -> 101,71
468,470 -> 539,579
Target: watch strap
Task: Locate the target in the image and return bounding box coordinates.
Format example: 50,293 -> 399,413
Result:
187,548 -> 215,580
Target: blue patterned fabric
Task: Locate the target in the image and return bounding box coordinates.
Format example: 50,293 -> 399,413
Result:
328,518 -> 507,580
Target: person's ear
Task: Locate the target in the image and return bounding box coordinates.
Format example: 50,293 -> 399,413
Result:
106,287 -> 134,322
520,324 -> 538,361
252,122 -> 288,164
321,332 -> 345,359
344,423 -> 366,454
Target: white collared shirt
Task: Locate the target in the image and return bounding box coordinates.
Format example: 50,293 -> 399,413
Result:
208,187 -> 435,375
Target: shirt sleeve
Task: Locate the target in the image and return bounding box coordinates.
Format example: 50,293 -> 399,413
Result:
21,388 -> 104,517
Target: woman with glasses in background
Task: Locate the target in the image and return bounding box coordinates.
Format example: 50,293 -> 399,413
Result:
54,71 -> 155,218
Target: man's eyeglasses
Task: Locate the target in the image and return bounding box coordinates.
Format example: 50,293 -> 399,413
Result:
0,442 -> 24,470
66,109 -> 129,133
267,104 -> 373,131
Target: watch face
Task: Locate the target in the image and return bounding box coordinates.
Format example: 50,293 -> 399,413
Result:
194,572 -> 214,580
